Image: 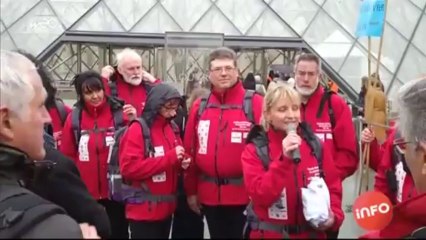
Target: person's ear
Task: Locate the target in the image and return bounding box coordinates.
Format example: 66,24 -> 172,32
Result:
0,108 -> 15,141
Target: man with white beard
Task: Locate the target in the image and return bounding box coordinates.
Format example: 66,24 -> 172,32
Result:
101,48 -> 160,116
293,53 -> 358,238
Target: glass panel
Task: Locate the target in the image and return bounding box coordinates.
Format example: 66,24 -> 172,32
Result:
412,14 -> 426,54
387,79 -> 402,112
304,10 -> 354,70
396,44 -> 426,83
387,0 -> 421,39
0,0 -> 40,27
323,0 -> 360,36
359,23 -> 408,72
410,0 -> 426,9
104,0 -> 156,31
71,1 -> 124,32
8,0 -> 64,56
48,0 -> 97,28
131,4 -> 182,33
0,31 -> 17,51
192,6 -> 241,35
339,43 -> 394,93
44,43 -> 78,87
160,0 -> 211,31
312,0 -> 325,6
216,0 -> 266,34
269,0 -> 319,35
1,21 -> 5,33
246,7 -> 295,37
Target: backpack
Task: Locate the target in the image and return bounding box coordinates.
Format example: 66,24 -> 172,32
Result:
0,185 -> 65,238
108,117 -> 180,203
54,98 -> 68,127
71,97 -> 124,146
316,88 -> 336,130
197,90 -> 256,124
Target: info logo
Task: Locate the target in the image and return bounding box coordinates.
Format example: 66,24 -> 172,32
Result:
353,191 -> 393,231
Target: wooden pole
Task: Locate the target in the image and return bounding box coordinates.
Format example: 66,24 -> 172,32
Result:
368,37 -> 372,76
376,0 -> 388,74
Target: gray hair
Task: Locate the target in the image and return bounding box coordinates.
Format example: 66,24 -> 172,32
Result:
116,48 -> 141,68
294,53 -> 322,73
397,78 -> 426,143
0,50 -> 36,119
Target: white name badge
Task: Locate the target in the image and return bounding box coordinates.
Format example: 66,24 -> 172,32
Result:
268,188 -> 288,220
78,135 -> 90,162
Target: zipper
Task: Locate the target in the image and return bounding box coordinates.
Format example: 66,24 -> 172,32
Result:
214,95 -> 224,203
293,163 -> 301,226
93,110 -> 102,199
163,125 -> 174,194
129,85 -> 135,110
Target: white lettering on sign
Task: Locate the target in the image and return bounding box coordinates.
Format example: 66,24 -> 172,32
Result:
232,121 -> 252,131
316,122 -> 332,132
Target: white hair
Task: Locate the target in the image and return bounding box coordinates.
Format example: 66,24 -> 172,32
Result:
116,48 -> 141,68
0,50 -> 36,119
397,78 -> 426,143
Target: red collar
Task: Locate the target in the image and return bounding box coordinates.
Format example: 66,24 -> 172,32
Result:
210,81 -> 245,103
303,85 -> 324,106
83,97 -> 107,116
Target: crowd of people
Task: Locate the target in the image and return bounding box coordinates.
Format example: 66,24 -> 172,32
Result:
0,47 -> 425,239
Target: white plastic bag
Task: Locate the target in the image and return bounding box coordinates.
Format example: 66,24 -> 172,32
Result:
301,177 -> 330,227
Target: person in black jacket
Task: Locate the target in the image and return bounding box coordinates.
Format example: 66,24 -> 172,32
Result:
171,91 -> 206,239
26,131 -> 111,239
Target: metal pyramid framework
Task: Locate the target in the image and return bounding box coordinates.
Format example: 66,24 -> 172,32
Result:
1,0 -> 425,98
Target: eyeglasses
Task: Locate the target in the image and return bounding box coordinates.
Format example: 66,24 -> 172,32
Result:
210,66 -> 235,74
393,137 -> 420,151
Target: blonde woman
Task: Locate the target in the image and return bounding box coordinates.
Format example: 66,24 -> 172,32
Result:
241,85 -> 343,239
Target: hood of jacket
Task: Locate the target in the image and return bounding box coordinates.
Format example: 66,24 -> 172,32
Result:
141,83 -> 181,127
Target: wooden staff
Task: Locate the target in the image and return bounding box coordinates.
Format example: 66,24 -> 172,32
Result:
376,0 -> 388,74
368,37 -> 372,76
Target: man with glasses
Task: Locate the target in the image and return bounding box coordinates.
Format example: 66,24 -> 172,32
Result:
361,77 -> 426,239
183,47 -> 263,239
294,53 -> 358,238
361,126 -> 418,205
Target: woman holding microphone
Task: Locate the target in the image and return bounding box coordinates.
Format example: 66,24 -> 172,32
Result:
241,84 -> 344,239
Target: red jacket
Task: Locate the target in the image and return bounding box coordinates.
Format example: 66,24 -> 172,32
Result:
102,73 -> 160,116
48,104 -> 72,148
60,98 -> 127,200
183,81 -> 263,206
374,129 -> 417,204
301,87 -> 358,180
119,116 -> 182,221
360,193 -> 426,238
241,128 -> 344,238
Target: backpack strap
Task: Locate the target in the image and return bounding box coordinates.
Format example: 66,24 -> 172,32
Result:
71,107 -> 82,146
109,74 -> 118,98
133,118 -> 154,158
243,90 -> 255,124
0,186 -> 65,239
300,122 -> 324,178
316,89 -> 336,130
246,125 -> 270,170
54,99 -> 68,127
197,93 -> 211,121
107,96 -> 125,130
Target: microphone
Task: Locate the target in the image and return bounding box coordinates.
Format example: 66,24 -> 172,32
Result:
285,123 -> 301,163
